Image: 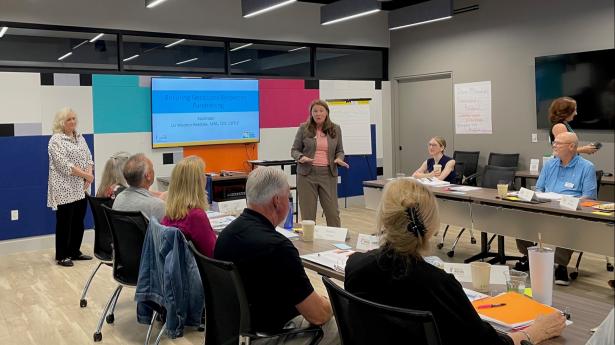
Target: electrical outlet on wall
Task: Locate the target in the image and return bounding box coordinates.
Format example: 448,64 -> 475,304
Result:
531,133 -> 538,143
11,210 -> 19,221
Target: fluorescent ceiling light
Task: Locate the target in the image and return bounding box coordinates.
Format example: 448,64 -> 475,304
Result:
242,0 -> 296,18
322,9 -> 380,25
58,52 -> 73,61
89,33 -> 104,43
388,0 -> 453,31
123,54 -> 140,62
389,16 -> 451,30
145,0 -> 168,9
230,43 -> 253,52
72,40 -> 89,50
0,27 -> 8,38
165,38 -> 186,48
230,59 -> 252,66
320,0 -> 381,26
176,57 -> 198,65
288,46 -> 307,52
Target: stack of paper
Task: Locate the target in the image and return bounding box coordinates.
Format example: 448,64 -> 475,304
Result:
417,177 -> 451,187
535,192 -> 563,201
276,227 -> 299,239
210,216 -> 236,233
301,250 -> 355,272
449,186 -> 481,192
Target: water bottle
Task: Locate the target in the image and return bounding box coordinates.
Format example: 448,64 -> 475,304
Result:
283,196 -> 294,229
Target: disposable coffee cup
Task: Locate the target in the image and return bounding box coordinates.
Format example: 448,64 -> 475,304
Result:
471,262 -> 491,292
528,246 -> 555,305
433,164 -> 442,174
300,220 -> 315,242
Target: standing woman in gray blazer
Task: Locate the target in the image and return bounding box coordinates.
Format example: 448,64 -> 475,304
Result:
291,99 -> 349,227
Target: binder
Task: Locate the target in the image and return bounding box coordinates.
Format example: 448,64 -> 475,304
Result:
471,292 -> 559,329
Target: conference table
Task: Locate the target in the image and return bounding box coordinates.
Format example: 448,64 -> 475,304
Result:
516,170 -> 615,189
293,232 -> 613,345
363,179 -> 615,259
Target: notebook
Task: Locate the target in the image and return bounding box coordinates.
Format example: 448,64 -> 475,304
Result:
471,292 -> 559,329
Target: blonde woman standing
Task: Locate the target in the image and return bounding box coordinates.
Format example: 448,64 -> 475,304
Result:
345,179 -> 566,345
162,156 -> 216,257
47,107 -> 94,267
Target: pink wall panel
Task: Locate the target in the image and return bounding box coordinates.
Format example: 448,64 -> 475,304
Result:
259,79 -> 319,128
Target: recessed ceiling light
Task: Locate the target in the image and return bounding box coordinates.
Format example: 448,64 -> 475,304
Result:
0,27 -> 8,38
389,16 -> 451,30
58,52 -> 73,61
243,0 -> 296,18
288,46 -> 307,52
165,39 -> 186,48
230,43 -> 253,52
145,0 -> 168,9
230,59 -> 252,66
89,33 -> 104,43
123,54 -> 140,62
176,57 -> 198,65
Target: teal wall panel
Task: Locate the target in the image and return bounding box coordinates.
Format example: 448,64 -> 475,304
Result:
92,75 -> 151,133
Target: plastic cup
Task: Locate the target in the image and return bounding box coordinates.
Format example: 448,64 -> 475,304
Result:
504,269 -> 528,294
433,164 -> 442,174
497,183 -> 509,198
471,262 -> 491,292
528,246 -> 555,305
300,220 -> 315,242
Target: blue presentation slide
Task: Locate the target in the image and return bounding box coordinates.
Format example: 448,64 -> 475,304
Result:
151,78 -> 259,147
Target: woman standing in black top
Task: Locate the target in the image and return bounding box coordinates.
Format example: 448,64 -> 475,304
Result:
548,97 -> 597,154
344,179 -> 566,345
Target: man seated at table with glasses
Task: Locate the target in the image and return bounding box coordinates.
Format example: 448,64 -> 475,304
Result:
214,166 -> 340,345
515,132 -> 597,286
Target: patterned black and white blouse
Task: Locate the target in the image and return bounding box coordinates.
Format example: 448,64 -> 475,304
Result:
47,132 -> 94,210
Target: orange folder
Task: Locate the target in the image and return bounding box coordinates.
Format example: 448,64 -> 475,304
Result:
471,292 -> 559,328
580,200 -> 600,207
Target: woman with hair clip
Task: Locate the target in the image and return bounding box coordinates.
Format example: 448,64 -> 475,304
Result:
344,179 -> 566,345
162,156 -> 216,257
291,99 -> 349,227
96,151 -> 130,199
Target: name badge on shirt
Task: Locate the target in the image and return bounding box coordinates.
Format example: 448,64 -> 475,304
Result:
564,182 -> 575,189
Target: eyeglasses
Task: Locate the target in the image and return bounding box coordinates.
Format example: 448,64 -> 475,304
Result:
428,143 -> 439,147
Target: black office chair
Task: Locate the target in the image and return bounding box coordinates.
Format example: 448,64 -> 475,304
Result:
464,166 -> 523,264
80,195 -> 114,308
94,205 -> 148,342
322,276 -> 442,345
570,170 -> 613,279
452,151 -> 480,184
487,152 -> 520,168
188,242 -> 323,345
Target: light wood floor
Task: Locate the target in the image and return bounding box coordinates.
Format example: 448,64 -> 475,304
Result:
0,206 -> 612,345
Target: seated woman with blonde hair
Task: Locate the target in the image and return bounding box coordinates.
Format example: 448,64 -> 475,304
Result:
412,136 -> 456,183
96,151 -> 130,199
344,179 -> 566,345
161,156 -> 216,257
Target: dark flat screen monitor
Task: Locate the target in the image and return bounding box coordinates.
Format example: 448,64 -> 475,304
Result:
535,48 -> 614,130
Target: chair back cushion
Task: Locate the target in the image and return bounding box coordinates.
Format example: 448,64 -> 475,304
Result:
487,152 -> 520,168
452,151 -> 480,177
86,195 -> 114,261
323,277 -> 442,345
481,165 -> 516,189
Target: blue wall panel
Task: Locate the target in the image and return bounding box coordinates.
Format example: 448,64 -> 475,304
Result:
337,125 -> 377,198
92,74 -> 151,133
0,135 -> 94,241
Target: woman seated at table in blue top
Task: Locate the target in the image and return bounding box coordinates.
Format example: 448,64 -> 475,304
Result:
345,179 -> 566,345
411,136 -> 456,183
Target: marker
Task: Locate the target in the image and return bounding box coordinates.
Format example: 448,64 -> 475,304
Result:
477,303 -> 506,309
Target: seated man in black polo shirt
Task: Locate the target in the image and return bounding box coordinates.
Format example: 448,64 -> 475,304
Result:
215,166 -> 340,345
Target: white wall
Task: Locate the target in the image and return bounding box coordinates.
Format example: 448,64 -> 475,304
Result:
388,0 -> 615,173
0,0 -> 389,47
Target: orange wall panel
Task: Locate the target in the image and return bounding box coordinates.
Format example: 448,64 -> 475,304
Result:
184,143 -> 258,173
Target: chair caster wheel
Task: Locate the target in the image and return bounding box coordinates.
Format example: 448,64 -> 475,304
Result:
447,251 -> 455,258
106,314 -> 114,324
80,299 -> 87,308
569,272 -> 578,280
93,332 -> 102,342
436,243 -> 444,249
607,263 -> 614,272
470,237 -> 477,244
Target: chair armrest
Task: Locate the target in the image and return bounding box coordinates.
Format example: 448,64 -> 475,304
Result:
248,325 -> 324,344
464,173 -> 479,186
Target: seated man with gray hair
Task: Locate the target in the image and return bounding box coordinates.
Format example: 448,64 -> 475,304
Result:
112,153 -> 166,221
515,132 -> 597,286
215,166 -> 340,345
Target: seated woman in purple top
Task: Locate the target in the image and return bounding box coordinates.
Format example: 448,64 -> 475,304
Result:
162,156 -> 216,257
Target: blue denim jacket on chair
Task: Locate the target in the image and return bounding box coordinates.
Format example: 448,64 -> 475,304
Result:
135,218 -> 204,338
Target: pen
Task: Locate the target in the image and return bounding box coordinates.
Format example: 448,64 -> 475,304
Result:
477,303 -> 506,309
